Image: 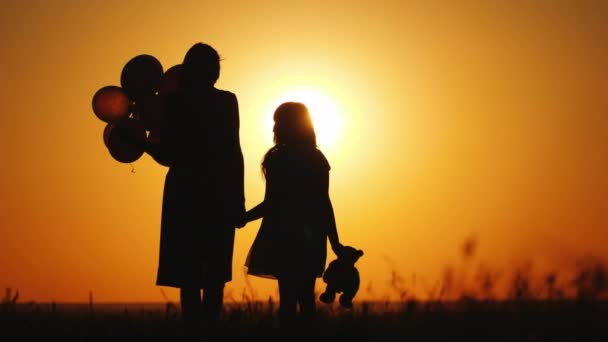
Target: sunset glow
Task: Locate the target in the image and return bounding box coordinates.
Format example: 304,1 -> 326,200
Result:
267,87 -> 344,150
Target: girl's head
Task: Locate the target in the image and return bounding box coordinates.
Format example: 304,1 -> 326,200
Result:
262,102 -> 318,177
181,43 -> 221,89
272,102 -> 317,148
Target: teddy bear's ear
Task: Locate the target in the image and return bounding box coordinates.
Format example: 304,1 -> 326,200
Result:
357,250 -> 364,257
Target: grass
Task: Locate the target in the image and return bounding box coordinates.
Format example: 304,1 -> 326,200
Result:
3,240 -> 607,340
2,292 -> 607,340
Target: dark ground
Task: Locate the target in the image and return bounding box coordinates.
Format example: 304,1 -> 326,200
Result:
1,300 -> 607,341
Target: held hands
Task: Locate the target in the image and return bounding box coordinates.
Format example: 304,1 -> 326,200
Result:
235,206 -> 247,229
235,210 -> 264,229
235,213 -> 247,229
236,202 -> 265,229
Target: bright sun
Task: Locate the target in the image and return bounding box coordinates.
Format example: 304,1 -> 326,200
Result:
267,88 -> 343,149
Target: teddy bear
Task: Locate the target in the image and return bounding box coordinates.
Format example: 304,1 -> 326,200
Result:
319,245 -> 364,308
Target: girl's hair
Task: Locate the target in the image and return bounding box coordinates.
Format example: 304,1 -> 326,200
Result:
262,102 -> 317,176
181,43 -> 221,89
272,102 -> 316,147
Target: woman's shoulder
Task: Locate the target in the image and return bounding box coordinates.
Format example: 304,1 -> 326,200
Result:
213,88 -> 237,100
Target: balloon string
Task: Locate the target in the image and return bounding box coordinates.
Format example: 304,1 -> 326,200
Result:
130,163 -> 136,173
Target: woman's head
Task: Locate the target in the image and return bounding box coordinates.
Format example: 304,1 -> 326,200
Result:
272,102 -> 317,147
181,43 -> 220,88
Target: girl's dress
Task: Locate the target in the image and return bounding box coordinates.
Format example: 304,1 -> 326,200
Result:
245,146 -> 332,279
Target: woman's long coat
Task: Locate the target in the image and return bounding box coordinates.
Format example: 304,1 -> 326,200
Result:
155,87 -> 245,288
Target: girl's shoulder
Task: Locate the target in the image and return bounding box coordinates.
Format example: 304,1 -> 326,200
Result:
311,148 -> 331,171
262,146 -> 282,167
264,146 -> 330,171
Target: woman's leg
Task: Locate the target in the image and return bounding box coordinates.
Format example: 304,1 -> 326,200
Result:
180,287 -> 201,321
202,282 -> 224,325
278,276 -> 297,333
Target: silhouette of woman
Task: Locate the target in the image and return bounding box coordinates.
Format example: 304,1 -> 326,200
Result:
241,102 -> 344,333
144,43 -> 245,325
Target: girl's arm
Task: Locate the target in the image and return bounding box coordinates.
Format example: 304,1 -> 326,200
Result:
322,171 -> 343,255
325,196 -> 343,255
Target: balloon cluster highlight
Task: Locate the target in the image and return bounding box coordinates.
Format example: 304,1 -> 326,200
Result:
92,55 -> 182,166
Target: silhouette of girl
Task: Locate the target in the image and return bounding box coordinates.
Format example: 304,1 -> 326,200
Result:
241,102 -> 344,333
144,43 -> 245,326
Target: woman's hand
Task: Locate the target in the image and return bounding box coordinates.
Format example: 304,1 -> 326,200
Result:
234,206 -> 247,229
235,213 -> 246,229
115,123 -> 145,148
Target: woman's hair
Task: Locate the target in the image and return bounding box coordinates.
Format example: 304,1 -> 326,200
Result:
262,102 -> 317,176
181,43 -> 220,89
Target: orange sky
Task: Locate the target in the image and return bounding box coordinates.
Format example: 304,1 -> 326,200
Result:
1,0 -> 607,303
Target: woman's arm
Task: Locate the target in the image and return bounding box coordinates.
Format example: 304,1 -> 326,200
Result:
229,93 -> 246,220
143,139 -> 171,166
114,124 -> 170,165
244,201 -> 265,222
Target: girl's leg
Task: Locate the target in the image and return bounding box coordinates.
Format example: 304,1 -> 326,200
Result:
278,276 -> 297,333
180,287 -> 201,321
297,275 -> 317,331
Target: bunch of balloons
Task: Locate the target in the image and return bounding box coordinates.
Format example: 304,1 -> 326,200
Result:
92,54 -> 182,166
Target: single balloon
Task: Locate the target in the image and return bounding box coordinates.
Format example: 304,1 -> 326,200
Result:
106,118 -> 146,163
121,54 -> 163,101
158,64 -> 182,97
103,122 -> 116,148
92,86 -> 130,123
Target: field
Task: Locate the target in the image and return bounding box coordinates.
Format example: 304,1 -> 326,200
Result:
4,250 -> 608,340
3,258 -> 608,340
2,297 -> 607,340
